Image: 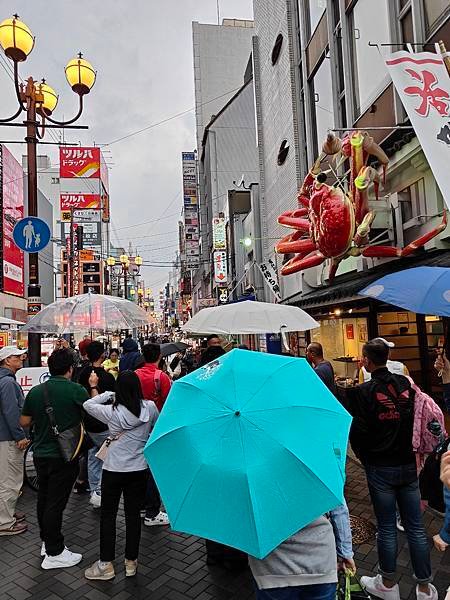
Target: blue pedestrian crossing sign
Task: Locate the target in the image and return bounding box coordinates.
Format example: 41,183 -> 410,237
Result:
13,217 -> 51,253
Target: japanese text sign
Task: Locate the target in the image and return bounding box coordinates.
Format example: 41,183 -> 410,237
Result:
385,50 -> 450,211
213,250 -> 227,283
60,194 -> 101,211
60,147 -> 100,179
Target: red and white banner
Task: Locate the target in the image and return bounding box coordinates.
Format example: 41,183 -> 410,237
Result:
60,147 -> 101,179
385,50 -> 450,210
0,145 -> 25,296
60,194 -> 101,211
213,250 -> 227,283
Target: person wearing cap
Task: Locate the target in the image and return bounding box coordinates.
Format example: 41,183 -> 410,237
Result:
0,346 -> 28,536
358,337 -> 409,383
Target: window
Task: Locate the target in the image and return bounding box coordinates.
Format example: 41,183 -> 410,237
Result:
399,178 -> 426,225
271,34 -> 283,65
51,177 -> 60,184
306,0 -> 326,37
424,0 -> 450,37
311,57 -> 334,155
350,0 -> 391,116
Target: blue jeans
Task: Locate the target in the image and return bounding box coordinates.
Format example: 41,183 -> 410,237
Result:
440,485 -> 450,544
87,431 -> 109,494
365,464 -> 432,584
255,582 -> 336,600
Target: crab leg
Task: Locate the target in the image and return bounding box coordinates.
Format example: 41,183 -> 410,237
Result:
278,208 -> 310,230
362,212 -> 447,258
276,235 -> 316,255
281,250 -> 326,277
328,258 -> 343,283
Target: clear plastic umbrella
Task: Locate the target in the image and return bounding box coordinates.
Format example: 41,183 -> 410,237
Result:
20,293 -> 150,335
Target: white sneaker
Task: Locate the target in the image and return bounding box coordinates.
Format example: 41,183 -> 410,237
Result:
89,491 -> 101,508
41,547 -> 82,570
41,542 -> 46,557
416,584 -> 438,600
361,575 -> 400,600
144,511 -> 170,527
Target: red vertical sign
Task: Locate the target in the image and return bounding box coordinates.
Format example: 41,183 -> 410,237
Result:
1,145 -> 25,296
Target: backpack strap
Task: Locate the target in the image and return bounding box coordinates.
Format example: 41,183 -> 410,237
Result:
42,382 -> 60,437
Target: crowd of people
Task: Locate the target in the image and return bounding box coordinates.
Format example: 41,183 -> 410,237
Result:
0,332 -> 449,600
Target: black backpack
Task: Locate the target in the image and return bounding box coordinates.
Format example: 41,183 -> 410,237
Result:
419,437 -> 450,514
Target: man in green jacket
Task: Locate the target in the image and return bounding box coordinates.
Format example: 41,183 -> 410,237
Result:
20,348 -> 89,570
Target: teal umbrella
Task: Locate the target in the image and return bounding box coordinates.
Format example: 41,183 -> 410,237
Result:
144,349 -> 351,559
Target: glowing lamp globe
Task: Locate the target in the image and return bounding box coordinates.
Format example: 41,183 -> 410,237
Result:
106,256 -> 116,267
0,16 -> 34,62
120,254 -> 129,265
135,255 -> 143,267
65,54 -> 96,95
38,82 -> 58,116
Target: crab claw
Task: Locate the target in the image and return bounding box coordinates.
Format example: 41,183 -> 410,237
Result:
322,132 -> 342,156
362,133 -> 389,184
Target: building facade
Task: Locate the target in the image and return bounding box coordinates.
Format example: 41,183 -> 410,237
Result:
251,0 -> 450,392
191,19 -> 255,311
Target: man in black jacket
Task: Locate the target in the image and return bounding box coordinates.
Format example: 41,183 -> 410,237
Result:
349,340 -> 436,600
78,341 -> 115,508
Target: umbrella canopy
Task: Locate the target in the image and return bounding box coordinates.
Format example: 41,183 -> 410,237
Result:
144,349 -> 351,559
359,266 -> 450,317
181,300 -> 318,334
160,342 -> 189,357
20,293 -> 149,334
0,316 -> 25,326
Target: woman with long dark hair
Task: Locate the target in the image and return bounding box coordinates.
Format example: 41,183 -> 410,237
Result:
83,370 -> 158,581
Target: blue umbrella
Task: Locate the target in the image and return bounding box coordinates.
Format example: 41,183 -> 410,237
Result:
359,266 -> 450,316
144,349 -> 351,559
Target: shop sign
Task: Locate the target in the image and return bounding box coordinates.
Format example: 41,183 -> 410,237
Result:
0,145 -> 25,297
385,49 -> 450,211
28,302 -> 42,316
198,298 -> 217,308
345,324 -> 354,339
60,147 -> 100,179
60,193 -> 101,211
16,367 -> 50,396
257,259 -> 281,301
213,251 -> 227,283
218,287 -> 228,304
61,208 -> 101,222
73,251 -> 81,296
66,236 -> 72,297
213,216 -> 226,250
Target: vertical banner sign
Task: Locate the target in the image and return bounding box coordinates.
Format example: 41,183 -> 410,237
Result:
72,224 -> 83,296
257,258 -> 281,301
0,145 -> 25,296
182,152 -> 200,268
213,250 -> 227,283
212,217 -> 226,250
66,236 -> 72,297
385,50 -> 450,211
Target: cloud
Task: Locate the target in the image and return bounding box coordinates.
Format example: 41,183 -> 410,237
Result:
0,0 -> 254,289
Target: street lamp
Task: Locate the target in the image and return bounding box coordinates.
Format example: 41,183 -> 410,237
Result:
106,256 -> 116,295
0,14 -> 96,366
119,254 -> 129,299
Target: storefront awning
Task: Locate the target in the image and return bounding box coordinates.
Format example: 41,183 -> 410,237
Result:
284,251 -> 450,309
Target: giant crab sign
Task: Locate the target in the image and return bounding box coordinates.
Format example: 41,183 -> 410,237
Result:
275,130 -> 447,282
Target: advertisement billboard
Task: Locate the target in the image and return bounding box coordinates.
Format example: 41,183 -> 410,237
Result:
182,152 -> 199,269
60,147 -> 101,179
213,216 -> 226,250
0,145 -> 25,297
60,193 -> 101,211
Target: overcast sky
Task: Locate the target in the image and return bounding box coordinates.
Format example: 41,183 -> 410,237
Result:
0,0 -> 254,293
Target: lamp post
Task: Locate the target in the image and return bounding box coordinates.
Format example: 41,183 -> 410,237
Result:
119,254 -> 129,299
0,15 -> 96,366
106,256 -> 116,294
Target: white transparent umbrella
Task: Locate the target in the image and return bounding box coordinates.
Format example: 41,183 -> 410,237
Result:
21,293 -> 150,335
181,300 -> 318,334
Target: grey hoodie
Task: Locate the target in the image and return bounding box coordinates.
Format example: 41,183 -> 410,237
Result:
0,367 -> 25,442
249,517 -> 338,590
83,392 -> 158,472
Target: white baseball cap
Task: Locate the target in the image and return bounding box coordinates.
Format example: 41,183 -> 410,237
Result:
0,346 -> 27,362
373,337 -> 395,348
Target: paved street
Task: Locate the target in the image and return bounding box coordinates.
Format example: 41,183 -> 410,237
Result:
0,458 -> 449,600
